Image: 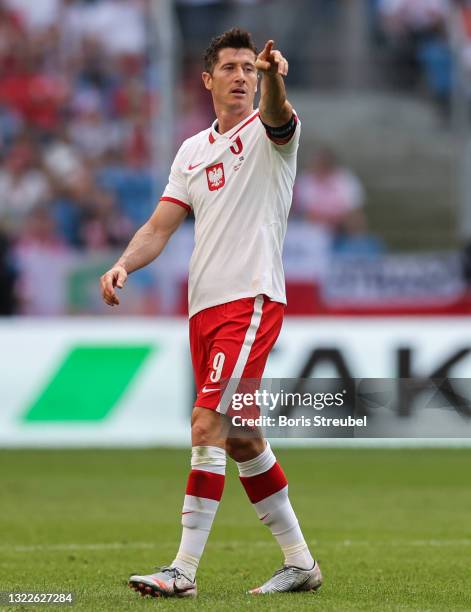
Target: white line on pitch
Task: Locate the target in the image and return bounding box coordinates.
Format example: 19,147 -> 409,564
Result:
1,539 -> 471,553
0,542 -> 157,553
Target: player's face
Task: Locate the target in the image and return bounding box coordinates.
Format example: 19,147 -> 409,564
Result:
202,48 -> 258,113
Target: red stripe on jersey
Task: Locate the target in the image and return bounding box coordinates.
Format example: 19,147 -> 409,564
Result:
266,134 -> 293,145
186,469 -> 225,501
239,462 -> 288,504
266,132 -> 296,145
209,132 -> 215,144
160,196 -> 191,212
229,111 -> 260,139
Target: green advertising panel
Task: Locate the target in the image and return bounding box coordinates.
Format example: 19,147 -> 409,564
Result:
23,345 -> 153,422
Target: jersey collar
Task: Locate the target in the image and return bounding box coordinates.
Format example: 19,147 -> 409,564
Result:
209,108 -> 259,144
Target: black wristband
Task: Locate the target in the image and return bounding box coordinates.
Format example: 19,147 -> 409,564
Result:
261,114 -> 297,140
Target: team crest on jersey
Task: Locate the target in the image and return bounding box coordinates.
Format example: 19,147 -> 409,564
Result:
206,163 -> 225,191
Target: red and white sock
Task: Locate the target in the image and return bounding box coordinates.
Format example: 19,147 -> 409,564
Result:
237,441 -> 314,570
172,446 -> 226,581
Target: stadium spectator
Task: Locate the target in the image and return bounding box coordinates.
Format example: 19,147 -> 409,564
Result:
295,148 -> 368,250
0,103 -> 23,149
71,34 -> 114,93
377,0 -> 453,106
176,78 -> 213,142
79,185 -> 132,251
452,1 -> 471,93
14,205 -> 75,315
176,1 -> 228,52
97,151 -> 157,229
4,0 -> 61,32
0,230 -> 16,314
69,89 -> 123,160
0,139 -> 51,234
48,164 -> 131,249
379,0 -> 450,36
0,0 -> 24,70
0,31 -> 68,132
42,125 -> 86,190
68,0 -> 147,58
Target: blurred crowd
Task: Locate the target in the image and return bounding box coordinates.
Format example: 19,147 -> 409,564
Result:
374,0 -> 452,107
370,0 -> 471,112
294,148 -> 383,263
0,0 -> 468,315
0,0 -> 162,312
0,0 -> 376,315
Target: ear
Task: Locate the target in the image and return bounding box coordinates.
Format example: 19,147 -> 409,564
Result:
202,71 -> 212,91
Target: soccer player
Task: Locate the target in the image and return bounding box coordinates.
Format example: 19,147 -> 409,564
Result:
100,28 -> 322,598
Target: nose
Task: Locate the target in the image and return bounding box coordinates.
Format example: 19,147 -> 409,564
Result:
234,66 -> 246,82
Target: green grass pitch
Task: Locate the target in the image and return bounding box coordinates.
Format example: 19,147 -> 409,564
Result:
1,448 -> 470,611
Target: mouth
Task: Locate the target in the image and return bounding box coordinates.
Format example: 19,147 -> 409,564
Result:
230,88 -> 246,95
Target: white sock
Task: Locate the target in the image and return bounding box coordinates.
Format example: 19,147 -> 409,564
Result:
237,442 -> 314,570
172,446 -> 226,581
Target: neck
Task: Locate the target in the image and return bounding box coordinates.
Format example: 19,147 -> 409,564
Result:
214,105 -> 254,135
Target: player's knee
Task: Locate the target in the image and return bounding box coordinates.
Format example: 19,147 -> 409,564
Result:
191,407 -> 223,446
191,422 -> 213,446
225,436 -> 265,462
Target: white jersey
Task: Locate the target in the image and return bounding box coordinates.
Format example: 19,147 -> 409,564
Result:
161,108 -> 301,318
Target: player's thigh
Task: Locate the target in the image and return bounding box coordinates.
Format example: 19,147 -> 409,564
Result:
191,296 -> 284,414
191,298 -> 260,412
189,310 -> 210,393
217,295 -> 284,384
222,296 -> 285,417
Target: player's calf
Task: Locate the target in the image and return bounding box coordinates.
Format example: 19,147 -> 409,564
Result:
128,444 -> 226,599
236,441 -> 315,570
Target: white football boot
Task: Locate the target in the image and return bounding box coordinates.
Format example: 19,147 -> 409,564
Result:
128,566 -> 197,598
249,561 -> 323,594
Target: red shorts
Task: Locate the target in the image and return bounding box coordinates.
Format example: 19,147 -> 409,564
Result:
189,294 -> 285,412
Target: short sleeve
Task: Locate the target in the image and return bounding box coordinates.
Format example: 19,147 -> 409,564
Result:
161,145 -> 192,212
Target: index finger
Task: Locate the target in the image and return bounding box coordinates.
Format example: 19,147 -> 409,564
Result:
261,39 -> 274,57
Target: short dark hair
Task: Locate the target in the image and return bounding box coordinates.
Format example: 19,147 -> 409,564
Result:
203,28 -> 257,74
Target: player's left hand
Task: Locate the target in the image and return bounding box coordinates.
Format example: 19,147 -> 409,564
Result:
255,40 -> 288,77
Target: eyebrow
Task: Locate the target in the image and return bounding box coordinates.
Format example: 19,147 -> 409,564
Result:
220,61 -> 255,68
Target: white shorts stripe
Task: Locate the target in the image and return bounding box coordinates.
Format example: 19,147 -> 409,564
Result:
216,294 -> 264,414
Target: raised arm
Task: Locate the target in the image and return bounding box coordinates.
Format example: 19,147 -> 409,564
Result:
256,39 -> 293,127
100,201 -> 187,307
